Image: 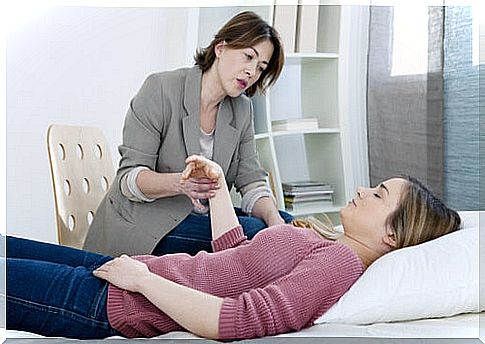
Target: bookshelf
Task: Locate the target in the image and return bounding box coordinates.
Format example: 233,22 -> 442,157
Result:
258,4 -> 350,221
196,4 -> 365,222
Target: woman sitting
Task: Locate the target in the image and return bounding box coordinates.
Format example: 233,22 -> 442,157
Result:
6,155 -> 461,340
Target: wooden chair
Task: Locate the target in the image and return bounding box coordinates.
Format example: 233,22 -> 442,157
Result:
47,124 -> 115,248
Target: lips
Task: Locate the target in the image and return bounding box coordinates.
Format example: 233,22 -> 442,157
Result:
352,199 -> 357,206
236,79 -> 248,89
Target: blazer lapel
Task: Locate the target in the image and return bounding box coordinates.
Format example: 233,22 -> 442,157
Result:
182,67 -> 202,157
213,99 -> 240,174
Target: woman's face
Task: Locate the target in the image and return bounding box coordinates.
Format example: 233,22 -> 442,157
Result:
340,177 -> 408,252
214,39 -> 274,97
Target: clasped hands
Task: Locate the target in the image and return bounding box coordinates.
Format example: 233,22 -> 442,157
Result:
179,155 -> 224,211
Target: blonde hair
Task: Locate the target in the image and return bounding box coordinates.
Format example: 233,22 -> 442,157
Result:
387,176 -> 461,249
292,176 -> 461,249
291,213 -> 342,241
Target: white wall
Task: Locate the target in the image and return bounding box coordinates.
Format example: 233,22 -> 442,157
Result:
7,6 -> 197,243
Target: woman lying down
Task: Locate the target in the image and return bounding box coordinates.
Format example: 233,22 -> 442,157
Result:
6,155 -> 461,340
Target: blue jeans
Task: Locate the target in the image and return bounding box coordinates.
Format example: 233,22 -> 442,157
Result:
6,236 -> 121,339
152,207 -> 293,255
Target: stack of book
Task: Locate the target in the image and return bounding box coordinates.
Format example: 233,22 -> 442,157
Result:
282,181 -> 334,213
272,118 -> 319,131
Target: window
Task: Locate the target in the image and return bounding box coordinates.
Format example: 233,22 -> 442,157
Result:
391,5 -> 429,76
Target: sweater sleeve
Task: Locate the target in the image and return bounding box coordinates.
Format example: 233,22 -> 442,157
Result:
211,225 -> 249,252
217,242 -> 364,340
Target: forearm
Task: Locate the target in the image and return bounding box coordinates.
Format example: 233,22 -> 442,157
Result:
135,169 -> 183,199
209,176 -> 239,240
139,272 -> 223,339
251,197 -> 284,227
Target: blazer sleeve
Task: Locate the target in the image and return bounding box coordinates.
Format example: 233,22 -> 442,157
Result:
117,74 -> 166,181
233,100 -> 268,191
216,243 -> 363,340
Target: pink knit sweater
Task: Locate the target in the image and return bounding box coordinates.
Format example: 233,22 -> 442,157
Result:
107,224 -> 364,340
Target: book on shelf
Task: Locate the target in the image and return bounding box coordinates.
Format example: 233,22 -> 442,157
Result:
283,190 -> 334,198
295,2 -> 320,53
282,180 -> 334,193
283,180 -> 335,213
284,193 -> 333,204
273,2 -> 297,53
272,118 -> 319,131
285,199 -> 333,213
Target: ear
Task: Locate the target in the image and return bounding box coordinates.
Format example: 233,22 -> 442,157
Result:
383,229 -> 397,248
214,41 -> 226,58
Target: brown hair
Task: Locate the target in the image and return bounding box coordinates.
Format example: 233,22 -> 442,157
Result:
293,176 -> 461,249
387,176 -> 461,249
194,11 -> 284,97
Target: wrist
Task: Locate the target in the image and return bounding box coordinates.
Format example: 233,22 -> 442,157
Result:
137,271 -> 158,293
253,197 -> 283,225
266,213 -> 285,226
174,172 -> 185,195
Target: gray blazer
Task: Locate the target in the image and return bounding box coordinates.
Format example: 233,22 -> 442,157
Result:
83,66 -> 267,256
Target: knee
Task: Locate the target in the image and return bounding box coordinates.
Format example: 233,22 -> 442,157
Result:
279,210 -> 294,223
239,217 -> 266,239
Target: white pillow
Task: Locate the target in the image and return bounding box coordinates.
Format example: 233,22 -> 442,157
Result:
316,211 -> 482,325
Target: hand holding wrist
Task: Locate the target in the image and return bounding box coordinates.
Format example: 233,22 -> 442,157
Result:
179,155 -> 223,210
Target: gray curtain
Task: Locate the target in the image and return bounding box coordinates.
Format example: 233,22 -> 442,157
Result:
367,6 -> 481,210
443,6 -> 480,210
367,6 -> 444,199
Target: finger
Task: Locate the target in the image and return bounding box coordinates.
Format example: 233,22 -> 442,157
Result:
186,156 -> 212,171
185,155 -> 201,164
181,162 -> 195,180
192,198 -> 204,209
187,178 -> 220,186
189,177 -> 218,184
92,270 -> 107,279
97,261 -> 113,271
188,182 -> 219,192
189,191 -> 217,200
195,201 -> 209,211
184,186 -> 218,197
186,182 -> 216,193
202,166 -> 220,179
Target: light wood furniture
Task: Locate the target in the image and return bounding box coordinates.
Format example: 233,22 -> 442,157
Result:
47,124 -> 115,248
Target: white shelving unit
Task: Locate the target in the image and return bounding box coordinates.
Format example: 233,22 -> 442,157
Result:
252,5 -> 351,221
195,4 -> 368,222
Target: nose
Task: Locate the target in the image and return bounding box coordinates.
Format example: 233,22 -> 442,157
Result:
245,61 -> 258,79
356,186 -> 366,198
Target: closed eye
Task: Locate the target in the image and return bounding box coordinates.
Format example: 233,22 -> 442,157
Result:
374,193 -> 382,199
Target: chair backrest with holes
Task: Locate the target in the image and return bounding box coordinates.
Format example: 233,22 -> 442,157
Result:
47,124 -> 115,248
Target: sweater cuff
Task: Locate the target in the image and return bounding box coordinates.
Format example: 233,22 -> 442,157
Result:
121,166 -> 156,203
218,298 -> 239,340
240,187 -> 275,216
211,225 -> 246,252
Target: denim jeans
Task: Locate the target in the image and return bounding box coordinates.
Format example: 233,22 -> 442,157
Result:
6,236 -> 121,339
152,207 -> 294,255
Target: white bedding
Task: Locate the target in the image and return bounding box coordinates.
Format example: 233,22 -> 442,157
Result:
5,312 -> 482,340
